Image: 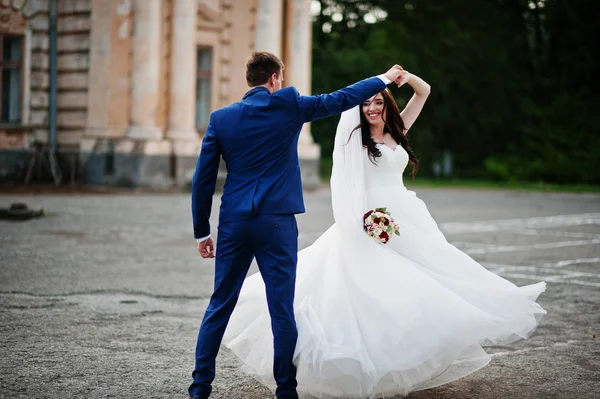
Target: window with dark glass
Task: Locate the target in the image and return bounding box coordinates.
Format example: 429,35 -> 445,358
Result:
195,47 -> 212,130
0,34 -> 23,124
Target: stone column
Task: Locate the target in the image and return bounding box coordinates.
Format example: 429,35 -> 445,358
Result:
166,0 -> 198,140
285,0 -> 321,187
127,0 -> 162,139
82,0 -> 133,185
85,0 -> 132,138
116,0 -> 172,188
255,0 -> 283,56
167,0 -> 202,186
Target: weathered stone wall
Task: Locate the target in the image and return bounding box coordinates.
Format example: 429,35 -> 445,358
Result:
218,0 -> 257,108
56,0 -> 91,147
28,0 -> 91,148
1,0 -> 320,187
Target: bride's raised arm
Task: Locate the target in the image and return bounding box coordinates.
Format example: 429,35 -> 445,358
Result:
399,72 -> 431,134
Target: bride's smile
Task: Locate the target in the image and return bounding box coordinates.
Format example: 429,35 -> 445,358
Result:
362,94 -> 386,124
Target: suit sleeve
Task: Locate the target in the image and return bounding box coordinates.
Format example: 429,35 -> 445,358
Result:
297,76 -> 387,122
191,114 -> 220,239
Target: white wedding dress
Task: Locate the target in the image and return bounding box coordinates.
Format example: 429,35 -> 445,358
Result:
222,107 -> 546,398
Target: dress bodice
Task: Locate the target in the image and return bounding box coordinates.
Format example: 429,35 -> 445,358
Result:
363,144 -> 409,190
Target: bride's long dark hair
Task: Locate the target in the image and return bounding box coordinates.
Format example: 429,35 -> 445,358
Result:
354,88 -> 419,178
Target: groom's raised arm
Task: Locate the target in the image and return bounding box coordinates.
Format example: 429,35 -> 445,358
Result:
295,65 -> 404,122
296,76 -> 388,123
191,113 -> 220,241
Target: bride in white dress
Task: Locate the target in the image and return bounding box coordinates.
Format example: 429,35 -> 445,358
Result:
222,70 -> 546,398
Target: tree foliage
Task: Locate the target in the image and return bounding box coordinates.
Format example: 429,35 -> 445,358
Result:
310,0 -> 600,183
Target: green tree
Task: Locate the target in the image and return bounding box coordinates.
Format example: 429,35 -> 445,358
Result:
310,0 -> 600,184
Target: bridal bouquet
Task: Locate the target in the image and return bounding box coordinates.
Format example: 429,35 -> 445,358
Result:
363,208 -> 400,244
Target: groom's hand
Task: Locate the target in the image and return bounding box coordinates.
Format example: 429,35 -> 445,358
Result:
198,236 -> 215,259
383,65 -> 404,85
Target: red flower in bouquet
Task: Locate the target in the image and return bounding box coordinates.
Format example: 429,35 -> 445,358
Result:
379,231 -> 389,243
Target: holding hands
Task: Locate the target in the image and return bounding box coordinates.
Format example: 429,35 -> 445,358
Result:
396,69 -> 411,87
384,65 -> 411,88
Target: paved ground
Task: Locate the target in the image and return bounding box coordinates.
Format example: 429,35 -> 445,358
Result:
0,187 -> 599,399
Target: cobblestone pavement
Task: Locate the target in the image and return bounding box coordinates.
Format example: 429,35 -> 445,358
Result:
1,187 -> 599,399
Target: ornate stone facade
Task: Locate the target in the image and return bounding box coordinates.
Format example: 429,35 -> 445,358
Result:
0,0 -> 320,188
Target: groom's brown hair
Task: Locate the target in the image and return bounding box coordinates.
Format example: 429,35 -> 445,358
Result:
246,51 -> 284,87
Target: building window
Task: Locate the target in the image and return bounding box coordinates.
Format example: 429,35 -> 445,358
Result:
195,47 -> 212,130
0,34 -> 23,125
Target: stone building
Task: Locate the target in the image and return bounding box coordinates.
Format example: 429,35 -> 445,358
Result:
0,0 -> 319,187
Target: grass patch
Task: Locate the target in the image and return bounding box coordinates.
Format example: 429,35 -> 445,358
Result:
403,178 -> 600,193
319,158 -> 600,193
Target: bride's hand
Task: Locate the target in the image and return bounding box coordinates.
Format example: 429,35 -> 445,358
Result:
396,70 -> 411,88
383,65 -> 404,83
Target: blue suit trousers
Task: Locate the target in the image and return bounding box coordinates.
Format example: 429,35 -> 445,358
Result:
189,214 -> 299,399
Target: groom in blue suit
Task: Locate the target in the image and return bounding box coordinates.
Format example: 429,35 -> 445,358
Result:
189,51 -> 403,399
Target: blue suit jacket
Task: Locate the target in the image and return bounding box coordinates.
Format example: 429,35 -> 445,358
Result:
191,77 -> 386,239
